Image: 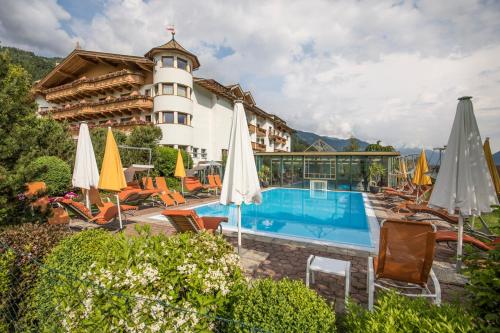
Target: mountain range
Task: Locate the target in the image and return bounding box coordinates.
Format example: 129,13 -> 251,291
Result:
295,130 -> 500,166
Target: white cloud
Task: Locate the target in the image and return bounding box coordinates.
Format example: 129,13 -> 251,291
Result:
1,0 -> 500,151
0,0 -> 76,55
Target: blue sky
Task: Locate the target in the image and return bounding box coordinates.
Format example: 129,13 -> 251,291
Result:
1,0 -> 499,152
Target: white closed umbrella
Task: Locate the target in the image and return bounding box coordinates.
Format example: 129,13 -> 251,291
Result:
220,100 -> 262,254
72,122 -> 100,208
429,97 -> 498,270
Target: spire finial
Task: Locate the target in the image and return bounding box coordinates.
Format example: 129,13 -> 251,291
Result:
75,41 -> 81,50
167,25 -> 176,41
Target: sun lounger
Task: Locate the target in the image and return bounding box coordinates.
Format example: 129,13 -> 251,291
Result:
368,219 -> 441,310
214,174 -> 223,188
161,209 -> 227,234
155,177 -> 186,204
118,187 -> 157,205
183,177 -> 211,198
207,175 -> 220,194
435,230 -> 499,251
54,189 -> 137,225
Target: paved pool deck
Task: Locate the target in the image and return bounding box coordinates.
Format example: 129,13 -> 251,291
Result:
69,193 -> 468,311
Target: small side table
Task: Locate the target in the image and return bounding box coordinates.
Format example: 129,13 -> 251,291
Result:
306,255 -> 351,304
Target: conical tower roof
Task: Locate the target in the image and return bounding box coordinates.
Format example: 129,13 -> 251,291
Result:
145,38 -> 200,70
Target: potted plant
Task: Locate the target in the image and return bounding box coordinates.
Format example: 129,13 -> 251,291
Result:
258,165 -> 271,187
368,162 -> 385,193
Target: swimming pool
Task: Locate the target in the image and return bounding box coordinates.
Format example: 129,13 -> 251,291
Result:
193,188 -> 379,252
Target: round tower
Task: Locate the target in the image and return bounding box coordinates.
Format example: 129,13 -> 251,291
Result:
145,37 -> 200,149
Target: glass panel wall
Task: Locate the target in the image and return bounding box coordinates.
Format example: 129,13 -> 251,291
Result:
255,153 -> 399,192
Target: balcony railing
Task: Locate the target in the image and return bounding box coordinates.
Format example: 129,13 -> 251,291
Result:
251,142 -> 266,152
247,124 -> 267,137
40,95 -> 153,121
269,132 -> 287,145
43,70 -> 145,103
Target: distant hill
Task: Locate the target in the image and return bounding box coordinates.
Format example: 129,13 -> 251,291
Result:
493,151 -> 500,165
295,130 -> 369,151
0,45 -> 61,81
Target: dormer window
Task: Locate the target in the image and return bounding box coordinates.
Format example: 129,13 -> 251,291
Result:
162,56 -> 174,67
177,58 -> 188,71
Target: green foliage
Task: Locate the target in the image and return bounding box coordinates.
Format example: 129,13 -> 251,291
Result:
0,50 -> 75,225
463,243 -> 500,331
0,45 -> 61,81
0,223 -> 71,331
30,230 -> 245,332
155,146 -> 192,177
343,136 -> 360,152
291,132 -> 310,152
368,162 -> 385,186
228,278 -> 336,333
344,291 -> 475,333
258,165 -> 271,183
365,140 -> 396,152
25,156 -> 71,196
121,125 -> 162,167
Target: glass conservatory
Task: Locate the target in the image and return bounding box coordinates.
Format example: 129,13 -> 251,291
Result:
254,152 -> 400,192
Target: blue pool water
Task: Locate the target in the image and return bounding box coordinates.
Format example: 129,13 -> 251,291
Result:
195,188 -> 374,249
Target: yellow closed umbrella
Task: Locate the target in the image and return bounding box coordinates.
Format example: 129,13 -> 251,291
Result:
174,149 -> 186,194
98,128 -> 127,229
413,150 -> 432,186
483,137 -> 500,195
413,149 -> 432,202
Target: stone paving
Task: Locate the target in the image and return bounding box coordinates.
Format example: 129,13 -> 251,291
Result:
68,192 -> 469,310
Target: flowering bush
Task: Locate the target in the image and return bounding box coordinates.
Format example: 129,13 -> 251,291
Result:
227,278 -> 336,332
30,228 -> 245,332
344,291 -> 475,333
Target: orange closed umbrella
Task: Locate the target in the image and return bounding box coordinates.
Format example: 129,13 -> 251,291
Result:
98,128 -> 127,228
174,150 -> 186,194
413,149 -> 432,186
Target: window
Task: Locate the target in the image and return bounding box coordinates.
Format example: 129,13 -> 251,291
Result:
144,89 -> 151,97
145,115 -> 152,123
154,84 -> 159,96
177,58 -> 188,70
177,113 -> 188,125
192,147 -> 198,158
162,112 -> 174,123
177,84 -> 187,98
162,56 -> 174,67
121,117 -> 132,123
154,113 -> 159,124
201,149 -> 207,158
162,83 -> 174,95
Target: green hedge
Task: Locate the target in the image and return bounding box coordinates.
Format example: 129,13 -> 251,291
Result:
29,229 -> 245,332
344,291 -> 475,333
0,223 -> 72,331
464,243 -> 500,331
227,278 -> 336,332
26,156 -> 71,196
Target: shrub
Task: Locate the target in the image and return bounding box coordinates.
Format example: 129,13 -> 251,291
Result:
30,229 -> 245,332
227,278 -> 336,333
344,291 -> 475,333
155,146 -> 193,177
463,243 -> 500,331
26,156 -> 71,196
0,223 -> 72,331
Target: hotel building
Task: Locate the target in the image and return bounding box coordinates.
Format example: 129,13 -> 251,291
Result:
33,38 -> 292,163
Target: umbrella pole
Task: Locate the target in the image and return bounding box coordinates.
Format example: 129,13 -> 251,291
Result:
85,190 -> 90,210
115,194 -> 123,230
237,204 -> 242,255
457,214 -> 464,272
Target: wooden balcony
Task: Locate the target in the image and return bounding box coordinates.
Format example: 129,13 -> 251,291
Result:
69,119 -> 152,136
251,142 -> 266,152
40,95 -> 153,122
269,133 -> 287,145
43,70 -> 146,103
247,124 -> 267,137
